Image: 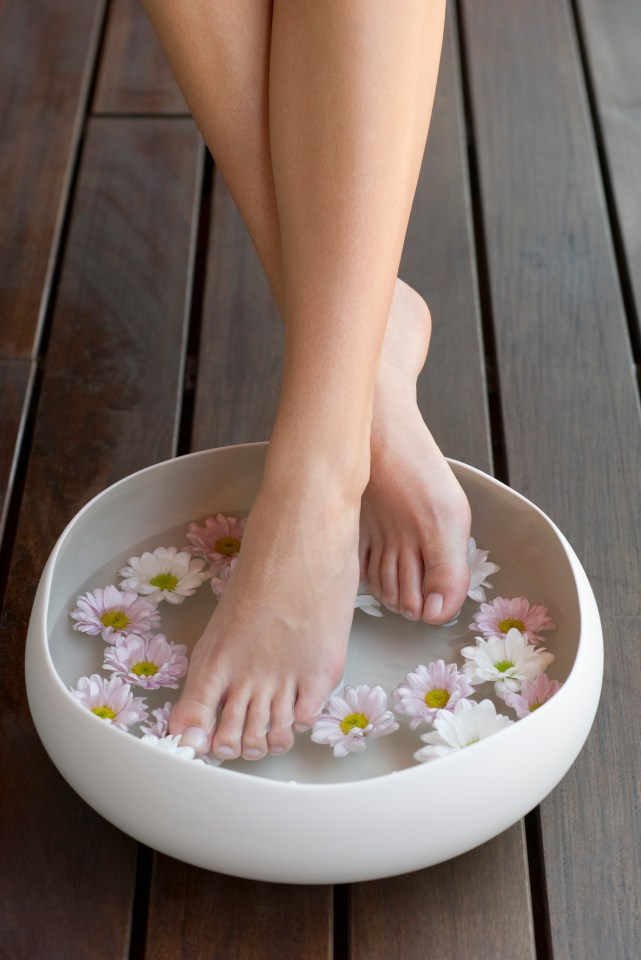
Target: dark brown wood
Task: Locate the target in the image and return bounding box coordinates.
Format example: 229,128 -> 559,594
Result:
0,360 -> 34,545
93,0 -> 188,115
574,0 -> 641,341
145,857 -> 333,960
352,828 -> 534,960
0,117 -> 202,958
461,1 -> 641,956
0,0 -> 106,359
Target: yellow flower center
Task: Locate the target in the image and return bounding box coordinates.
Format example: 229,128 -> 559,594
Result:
150,573 -> 178,591
340,712 -> 369,734
494,660 -> 514,673
529,702 -> 541,712
498,618 -> 525,633
100,610 -> 130,630
92,706 -> 117,720
214,536 -> 242,556
465,737 -> 480,747
425,688 -> 450,709
131,661 -> 158,677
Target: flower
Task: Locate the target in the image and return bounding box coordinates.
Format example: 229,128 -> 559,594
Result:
71,674 -> 148,730
470,596 -> 555,644
210,556 -> 238,599
185,514 -> 246,570
103,633 -> 188,689
392,660 -> 474,728
504,673 -> 562,718
140,701 -> 173,738
354,583 -> 383,618
140,734 -> 203,760
69,585 -> 161,643
461,628 -> 555,698
414,698 -> 513,762
466,537 -> 500,602
119,546 -> 210,604
311,684 -> 399,757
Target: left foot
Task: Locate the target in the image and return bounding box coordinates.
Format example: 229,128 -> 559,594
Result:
360,280 -> 472,623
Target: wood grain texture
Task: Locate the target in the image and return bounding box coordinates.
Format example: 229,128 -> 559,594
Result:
0,118 -> 202,958
352,827 -> 534,960
461,1 -> 641,956
144,857 -> 333,960
0,0 -> 106,358
574,0 -> 641,341
93,0 -> 188,115
0,360 -> 34,546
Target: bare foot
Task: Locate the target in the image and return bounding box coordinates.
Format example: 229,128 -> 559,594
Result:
360,279 -> 472,623
170,478 -> 361,760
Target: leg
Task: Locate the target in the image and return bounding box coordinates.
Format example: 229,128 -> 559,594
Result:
141,0 -> 469,760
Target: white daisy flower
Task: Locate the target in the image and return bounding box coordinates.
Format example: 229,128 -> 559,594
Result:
118,546 -> 210,604
461,628 -> 555,698
140,734 -> 202,761
414,698 -> 513,762
354,591 -> 383,617
467,537 -> 500,602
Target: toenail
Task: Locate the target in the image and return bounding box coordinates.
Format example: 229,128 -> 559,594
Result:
402,609 -> 417,620
270,746 -> 286,754
244,747 -> 263,759
216,745 -> 235,757
180,727 -> 208,752
294,722 -> 311,733
424,592 -> 444,620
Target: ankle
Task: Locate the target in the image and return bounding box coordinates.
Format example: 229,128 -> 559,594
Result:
262,435 -> 371,509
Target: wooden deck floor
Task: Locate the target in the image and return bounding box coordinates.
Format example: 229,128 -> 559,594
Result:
2,1 -> 640,957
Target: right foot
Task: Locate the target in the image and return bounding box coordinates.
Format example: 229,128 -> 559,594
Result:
170,474 -> 361,760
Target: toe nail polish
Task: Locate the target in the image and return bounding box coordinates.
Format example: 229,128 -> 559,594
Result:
217,745 -> 235,758
424,592 -> 444,620
245,748 -> 262,759
181,727 -> 208,752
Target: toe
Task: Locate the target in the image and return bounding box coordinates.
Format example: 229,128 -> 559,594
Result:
379,550 -> 400,612
267,689 -> 296,755
211,687 -> 250,759
293,683 -> 326,732
366,544 -> 383,601
169,675 -> 226,754
398,550 -> 424,620
241,695 -> 271,760
422,555 -> 471,624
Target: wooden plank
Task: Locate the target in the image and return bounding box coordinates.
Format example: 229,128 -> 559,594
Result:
0,360 -> 34,546
145,856 -> 333,960
93,0 -> 187,115
461,1 -> 641,956
0,117 -> 202,958
0,0 -> 106,359
574,0 -> 641,341
351,11 -> 534,959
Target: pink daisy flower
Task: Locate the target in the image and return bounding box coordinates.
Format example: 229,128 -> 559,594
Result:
103,633 -> 188,689
185,514 -> 246,570
469,596 -> 555,644
504,673 -> 562,718
392,660 -> 475,729
311,684 -> 399,757
210,556 -> 238,599
71,674 -> 148,730
140,701 -> 173,738
69,585 -> 161,644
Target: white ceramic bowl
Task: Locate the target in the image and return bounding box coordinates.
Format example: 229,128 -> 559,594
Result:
25,443 -> 602,884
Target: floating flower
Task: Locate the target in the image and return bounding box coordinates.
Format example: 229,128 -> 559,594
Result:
69,585 -> 161,643
392,660 -> 474,728
414,698 -> 513,762
467,537 -> 500,602
461,628 -> 555,698
470,596 -> 555,644
311,684 -> 399,757
119,546 -> 210,604
185,514 -> 246,570
210,556 -> 238,599
140,701 -> 173,738
504,673 -> 562,718
103,633 -> 188,689
71,674 -> 148,730
354,583 -> 383,618
140,734 -> 204,761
